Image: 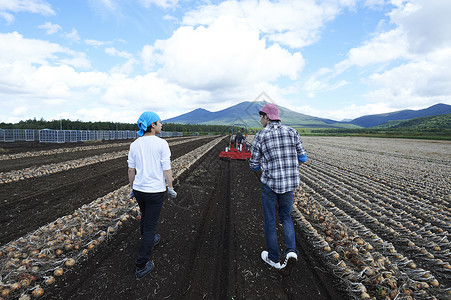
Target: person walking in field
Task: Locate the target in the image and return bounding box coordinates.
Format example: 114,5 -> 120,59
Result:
249,103 -> 307,272
128,111 -> 177,279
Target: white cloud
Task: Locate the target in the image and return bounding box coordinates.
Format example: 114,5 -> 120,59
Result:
288,102 -> 399,121
0,0 -> 55,16
42,98 -> 67,106
304,78 -> 348,98
0,32 -> 101,120
110,59 -> 138,75
365,47 -> 451,108
65,29 -> 81,43
389,0 -> 451,54
0,31 -> 213,123
361,0 -> 386,9
38,22 -> 62,34
0,59 -> 136,122
101,73 -> 191,109
85,39 -> 107,47
60,52 -> 92,69
0,11 -> 14,24
302,67 -> 350,98
87,0 -> 121,17
140,0 -> 179,9
105,47 -> 137,74
332,1 -> 443,75
162,14 -> 177,22
140,45 -> 156,70
76,107 -> 138,123
182,0 -> 346,49
0,32 -> 90,68
85,39 -> 123,47
143,16 -> 305,91
12,106 -> 28,116
105,47 -> 133,59
330,102 -> 399,120
0,31 -> 64,65
325,0 -> 451,114
94,0 -> 117,10
334,28 -> 410,74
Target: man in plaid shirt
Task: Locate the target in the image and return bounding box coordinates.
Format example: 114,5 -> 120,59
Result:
249,103 -> 307,273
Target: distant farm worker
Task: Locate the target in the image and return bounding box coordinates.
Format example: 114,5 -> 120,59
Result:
128,111 -> 177,279
249,103 -> 307,272
235,127 -> 245,147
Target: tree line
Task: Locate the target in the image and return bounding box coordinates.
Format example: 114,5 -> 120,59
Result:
0,118 -> 233,134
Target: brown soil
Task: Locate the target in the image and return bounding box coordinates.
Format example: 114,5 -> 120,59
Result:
1,138 -> 346,300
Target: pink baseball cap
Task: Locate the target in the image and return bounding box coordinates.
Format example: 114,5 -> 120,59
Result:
260,103 -> 280,121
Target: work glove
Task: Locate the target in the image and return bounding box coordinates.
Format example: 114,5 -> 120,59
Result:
168,187 -> 177,199
129,189 -> 134,199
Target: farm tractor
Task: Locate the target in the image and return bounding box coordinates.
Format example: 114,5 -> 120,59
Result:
219,124 -> 252,160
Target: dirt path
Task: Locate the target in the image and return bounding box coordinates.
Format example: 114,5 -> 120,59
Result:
41,138 -> 345,300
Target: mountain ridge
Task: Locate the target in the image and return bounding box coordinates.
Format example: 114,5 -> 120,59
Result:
164,101 -> 358,129
349,103 -> 451,127
376,113 -> 451,130
163,102 -> 451,128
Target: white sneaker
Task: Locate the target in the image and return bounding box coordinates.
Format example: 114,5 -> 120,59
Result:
261,251 -> 282,269
281,252 -> 297,274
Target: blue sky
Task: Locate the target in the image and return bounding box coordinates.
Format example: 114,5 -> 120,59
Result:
1,0 -> 450,124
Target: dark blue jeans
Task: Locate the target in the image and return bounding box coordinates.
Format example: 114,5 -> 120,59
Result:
134,190 -> 164,268
261,182 -> 298,263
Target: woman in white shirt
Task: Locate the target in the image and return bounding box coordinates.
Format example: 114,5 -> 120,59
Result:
128,111 -> 177,279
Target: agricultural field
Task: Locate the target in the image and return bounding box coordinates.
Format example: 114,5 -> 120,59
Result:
0,136 -> 449,299
295,137 -> 450,299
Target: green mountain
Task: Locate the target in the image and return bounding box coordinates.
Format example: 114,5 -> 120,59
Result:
164,101 -> 359,129
376,113 -> 451,130
349,103 -> 451,127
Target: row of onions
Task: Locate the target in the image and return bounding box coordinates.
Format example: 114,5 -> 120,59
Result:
305,163 -> 450,258
0,136 -> 202,161
0,142 -> 131,162
0,136 -> 214,184
291,138 -> 450,299
0,136 -> 223,299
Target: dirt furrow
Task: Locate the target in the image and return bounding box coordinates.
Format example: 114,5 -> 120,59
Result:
178,157 -> 234,299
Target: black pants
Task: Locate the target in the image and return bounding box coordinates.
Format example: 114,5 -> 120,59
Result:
134,190 -> 164,268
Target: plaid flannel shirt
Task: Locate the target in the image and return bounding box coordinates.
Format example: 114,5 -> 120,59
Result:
249,121 -> 307,194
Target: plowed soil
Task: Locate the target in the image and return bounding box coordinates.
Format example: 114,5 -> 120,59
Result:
0,138 -> 345,300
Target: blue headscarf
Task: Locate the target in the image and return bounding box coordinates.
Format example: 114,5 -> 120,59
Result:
137,111 -> 160,136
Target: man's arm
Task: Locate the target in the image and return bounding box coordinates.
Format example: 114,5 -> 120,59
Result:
249,135 -> 262,171
295,131 -> 307,163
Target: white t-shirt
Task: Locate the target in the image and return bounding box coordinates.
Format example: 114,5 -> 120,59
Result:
127,135 -> 171,193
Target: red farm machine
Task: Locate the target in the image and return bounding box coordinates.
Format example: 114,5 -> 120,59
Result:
219,124 -> 252,160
